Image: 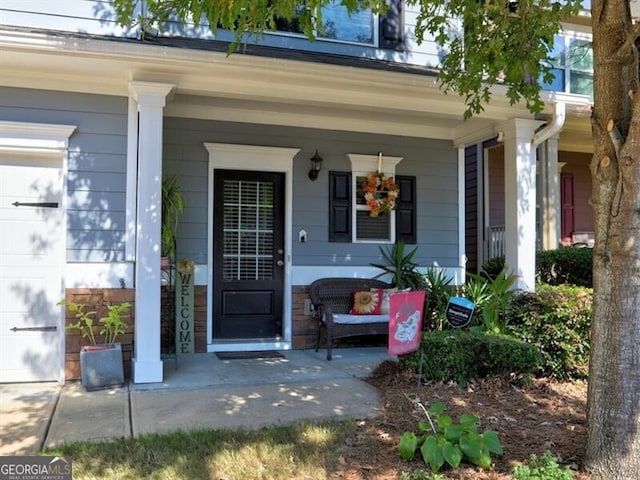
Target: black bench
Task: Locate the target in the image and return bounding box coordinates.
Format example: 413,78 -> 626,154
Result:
309,277 -> 392,360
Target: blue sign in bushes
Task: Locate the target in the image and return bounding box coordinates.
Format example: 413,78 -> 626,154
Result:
445,297 -> 475,328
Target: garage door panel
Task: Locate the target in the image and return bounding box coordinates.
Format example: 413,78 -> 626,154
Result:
0,157 -> 63,383
0,333 -> 60,382
0,255 -> 60,270
0,230 -> 61,256
0,283 -> 60,320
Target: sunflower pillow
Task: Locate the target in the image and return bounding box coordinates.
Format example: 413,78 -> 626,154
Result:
350,289 -> 382,315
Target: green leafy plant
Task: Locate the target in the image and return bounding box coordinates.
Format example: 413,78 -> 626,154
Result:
468,266 -> 517,334
61,301 -> 130,346
508,284 -> 592,380
398,402 -> 502,472
371,241 -> 426,290
399,329 -> 541,384
512,451 -> 574,479
423,267 -> 454,330
461,273 -> 492,326
162,175 -> 185,261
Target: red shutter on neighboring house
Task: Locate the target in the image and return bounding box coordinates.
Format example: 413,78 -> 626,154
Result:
561,173 -> 574,244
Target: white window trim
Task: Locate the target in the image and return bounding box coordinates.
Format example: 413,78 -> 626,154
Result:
347,153 -> 403,244
268,3 -> 379,47
554,30 -> 593,96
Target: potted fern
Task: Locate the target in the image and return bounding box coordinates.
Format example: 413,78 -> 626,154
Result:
61,301 -> 130,391
161,175 -> 185,264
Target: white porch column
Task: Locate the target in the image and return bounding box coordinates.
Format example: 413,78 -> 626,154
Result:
540,135 -> 561,250
496,118 -> 544,292
128,81 -> 175,383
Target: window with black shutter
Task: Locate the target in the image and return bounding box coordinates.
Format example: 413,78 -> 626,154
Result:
329,171 -> 351,242
329,170 -> 416,243
379,0 -> 405,50
395,175 -> 417,244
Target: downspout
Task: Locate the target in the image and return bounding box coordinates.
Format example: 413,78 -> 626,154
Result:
533,102 -> 566,147
532,101 -> 565,253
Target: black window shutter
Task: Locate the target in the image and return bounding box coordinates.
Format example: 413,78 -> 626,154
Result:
329,171 -> 352,242
395,175 -> 417,244
379,0 -> 404,50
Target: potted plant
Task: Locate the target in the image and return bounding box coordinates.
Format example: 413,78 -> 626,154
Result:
161,175 -> 185,264
371,241 -> 427,290
60,300 -> 130,391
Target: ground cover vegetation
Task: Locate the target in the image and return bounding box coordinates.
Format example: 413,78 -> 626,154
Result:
46,254 -> 593,478
111,1 -> 640,476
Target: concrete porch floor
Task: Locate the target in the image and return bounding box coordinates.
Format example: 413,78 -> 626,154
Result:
0,347 -> 395,455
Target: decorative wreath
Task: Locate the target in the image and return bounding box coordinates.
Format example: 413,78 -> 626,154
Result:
362,171 -> 400,217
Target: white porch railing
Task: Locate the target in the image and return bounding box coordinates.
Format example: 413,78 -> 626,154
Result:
486,224 -> 543,260
487,225 -> 505,260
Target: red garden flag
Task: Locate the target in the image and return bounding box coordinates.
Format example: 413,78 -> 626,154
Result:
388,290 -> 426,356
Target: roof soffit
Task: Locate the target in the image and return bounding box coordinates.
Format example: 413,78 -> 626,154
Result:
0,28 -> 591,141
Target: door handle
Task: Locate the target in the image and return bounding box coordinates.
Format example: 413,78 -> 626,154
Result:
10,326 -> 57,332
12,201 -> 59,208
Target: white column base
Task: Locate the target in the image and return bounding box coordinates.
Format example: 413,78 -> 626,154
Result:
132,358 -> 164,383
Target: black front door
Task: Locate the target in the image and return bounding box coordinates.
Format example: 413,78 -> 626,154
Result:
213,169 -> 285,340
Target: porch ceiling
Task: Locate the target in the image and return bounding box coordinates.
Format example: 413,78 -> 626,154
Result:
0,27 -> 593,147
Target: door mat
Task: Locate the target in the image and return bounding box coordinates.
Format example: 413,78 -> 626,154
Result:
215,351 -> 285,360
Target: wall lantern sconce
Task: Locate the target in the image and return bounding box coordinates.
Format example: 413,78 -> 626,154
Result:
308,150 -> 323,181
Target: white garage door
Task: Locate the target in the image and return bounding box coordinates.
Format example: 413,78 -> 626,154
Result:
0,155 -> 63,383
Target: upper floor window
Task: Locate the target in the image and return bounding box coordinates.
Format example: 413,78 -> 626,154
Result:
274,1 -> 376,45
542,33 -> 593,99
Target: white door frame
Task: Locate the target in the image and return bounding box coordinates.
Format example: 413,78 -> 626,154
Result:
204,143 -> 299,352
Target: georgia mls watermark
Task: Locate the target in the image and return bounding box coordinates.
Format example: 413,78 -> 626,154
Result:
0,456 -> 72,480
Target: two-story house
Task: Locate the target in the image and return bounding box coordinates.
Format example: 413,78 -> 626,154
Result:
0,1 -> 593,385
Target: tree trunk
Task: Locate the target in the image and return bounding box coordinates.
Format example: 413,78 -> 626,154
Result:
585,1 -> 640,478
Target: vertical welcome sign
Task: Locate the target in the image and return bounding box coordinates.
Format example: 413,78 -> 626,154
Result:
175,259 -> 195,354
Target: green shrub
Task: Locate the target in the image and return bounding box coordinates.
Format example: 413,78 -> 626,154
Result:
481,256 -> 507,280
536,248 -> 592,287
512,452 -> 574,479
481,248 -> 593,288
399,330 -> 542,384
508,284 -> 592,380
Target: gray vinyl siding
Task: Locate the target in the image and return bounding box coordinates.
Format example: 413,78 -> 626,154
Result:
0,1 -> 447,70
0,87 -> 128,262
163,115 -> 459,269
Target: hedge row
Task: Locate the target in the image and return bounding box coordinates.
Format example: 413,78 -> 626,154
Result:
482,248 -> 593,288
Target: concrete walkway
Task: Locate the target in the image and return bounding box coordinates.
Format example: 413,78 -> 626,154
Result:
0,348 -> 393,454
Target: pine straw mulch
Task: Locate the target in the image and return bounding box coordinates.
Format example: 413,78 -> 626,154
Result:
330,360 -> 589,479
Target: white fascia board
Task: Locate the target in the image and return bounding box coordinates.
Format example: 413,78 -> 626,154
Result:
1,28 -> 525,121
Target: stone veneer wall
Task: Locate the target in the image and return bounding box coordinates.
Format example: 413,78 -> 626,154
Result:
65,285 -> 315,381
